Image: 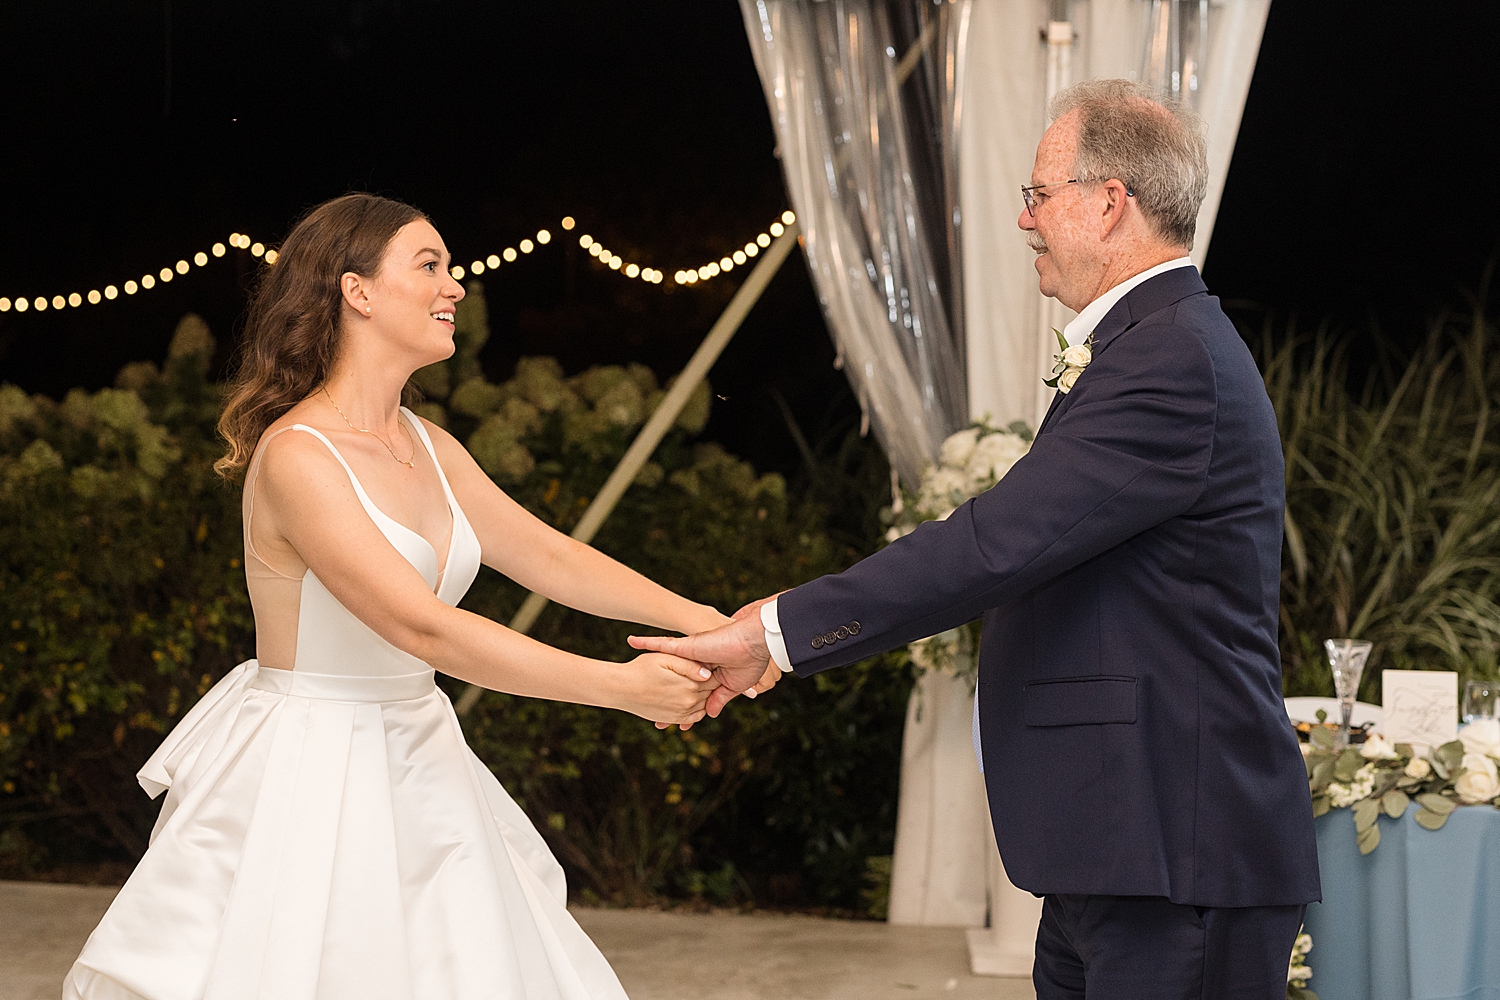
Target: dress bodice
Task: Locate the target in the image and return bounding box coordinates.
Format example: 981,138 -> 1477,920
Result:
244,408 -> 482,677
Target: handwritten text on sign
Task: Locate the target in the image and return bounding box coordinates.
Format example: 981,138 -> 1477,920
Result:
1382,670 -> 1458,751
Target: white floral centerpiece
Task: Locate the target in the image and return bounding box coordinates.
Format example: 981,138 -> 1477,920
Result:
1302,714 -> 1500,855
1286,931 -> 1317,1000
884,420 -> 1032,684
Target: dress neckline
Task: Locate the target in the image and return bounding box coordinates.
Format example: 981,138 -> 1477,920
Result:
290,410 -> 463,594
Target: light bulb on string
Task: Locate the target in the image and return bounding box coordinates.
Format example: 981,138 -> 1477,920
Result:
579,234 -> 593,249
175,260 -> 189,274
451,265 -> 466,279
15,298 -> 28,312
251,243 -> 265,257
105,286 -> 118,300
503,248 -> 517,262
471,261 -> 485,275
624,263 -> 639,278
0,298 -> 10,312
782,211 -> 796,224
520,239 -> 534,254
68,293 -> 82,307
212,243 -> 226,257
757,233 -> 771,247
160,268 -> 173,282
194,252 -> 208,266
36,297 -> 49,312
141,275 -> 155,290
770,222 -> 784,237
561,217 -> 575,230
486,254 -> 500,268
719,257 -> 733,271
88,290 -> 101,304
124,281 -> 138,295
264,249 -> 278,264
536,230 -> 550,245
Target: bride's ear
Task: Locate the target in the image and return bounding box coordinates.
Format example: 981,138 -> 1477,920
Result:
340,272 -> 372,318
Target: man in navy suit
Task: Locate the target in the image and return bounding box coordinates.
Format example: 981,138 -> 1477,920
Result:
633,79 -> 1319,998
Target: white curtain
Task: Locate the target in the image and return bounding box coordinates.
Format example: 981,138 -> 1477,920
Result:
739,0 -> 972,486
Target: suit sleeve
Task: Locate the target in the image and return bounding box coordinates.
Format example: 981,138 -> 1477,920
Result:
779,321 -> 1218,675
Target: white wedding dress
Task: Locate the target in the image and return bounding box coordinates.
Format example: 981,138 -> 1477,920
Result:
64,411 -> 629,1000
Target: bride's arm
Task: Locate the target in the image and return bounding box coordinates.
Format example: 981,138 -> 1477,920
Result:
422,417 -> 729,637
255,432 -> 714,725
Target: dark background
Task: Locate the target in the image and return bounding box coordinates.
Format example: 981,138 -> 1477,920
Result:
1,1 -> 1497,481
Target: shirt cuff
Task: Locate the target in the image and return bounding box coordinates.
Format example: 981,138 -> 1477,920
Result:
761,599 -> 793,673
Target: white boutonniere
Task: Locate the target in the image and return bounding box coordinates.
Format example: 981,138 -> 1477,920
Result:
1043,328 -> 1094,395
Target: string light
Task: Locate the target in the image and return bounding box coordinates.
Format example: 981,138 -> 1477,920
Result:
0,210 -> 798,314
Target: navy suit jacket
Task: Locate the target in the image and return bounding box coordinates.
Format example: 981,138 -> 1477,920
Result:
780,267 -> 1320,908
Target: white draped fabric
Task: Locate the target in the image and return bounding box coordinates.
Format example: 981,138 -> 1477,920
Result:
739,0 -> 972,486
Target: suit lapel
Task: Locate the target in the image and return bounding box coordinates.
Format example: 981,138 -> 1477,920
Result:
1034,267 -> 1208,439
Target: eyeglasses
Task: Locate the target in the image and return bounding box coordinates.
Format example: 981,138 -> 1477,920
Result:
1020,178 -> 1136,218
1020,178 -> 1079,217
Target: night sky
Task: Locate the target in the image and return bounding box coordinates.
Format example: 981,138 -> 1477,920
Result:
2,1 -> 1497,481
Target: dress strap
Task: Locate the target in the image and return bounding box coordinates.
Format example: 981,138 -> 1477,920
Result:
287,424 -> 386,523
245,426 -> 303,580
400,407 -> 458,505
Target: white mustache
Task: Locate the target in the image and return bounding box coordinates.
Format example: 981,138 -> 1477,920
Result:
1026,232 -> 1049,255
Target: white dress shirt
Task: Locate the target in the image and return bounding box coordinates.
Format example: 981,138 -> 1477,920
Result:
764,258 -> 1200,769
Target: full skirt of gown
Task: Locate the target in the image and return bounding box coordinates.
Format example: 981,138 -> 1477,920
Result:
62,661 -> 629,1000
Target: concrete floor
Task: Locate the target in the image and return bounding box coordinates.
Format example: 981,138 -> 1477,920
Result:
0,880 -> 1034,1000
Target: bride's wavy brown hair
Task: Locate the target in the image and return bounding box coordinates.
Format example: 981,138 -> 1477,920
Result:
214,193 -> 429,479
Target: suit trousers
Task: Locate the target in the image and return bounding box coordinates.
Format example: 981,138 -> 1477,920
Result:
1032,894 -> 1306,1000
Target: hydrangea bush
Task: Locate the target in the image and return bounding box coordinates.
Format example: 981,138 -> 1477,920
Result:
0,290 -> 910,911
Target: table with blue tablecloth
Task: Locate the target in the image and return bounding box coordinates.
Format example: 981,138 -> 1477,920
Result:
1303,803 -> 1500,1000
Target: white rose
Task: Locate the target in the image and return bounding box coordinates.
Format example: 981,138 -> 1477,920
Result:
1459,718 -> 1500,758
1057,367 -> 1083,393
1455,753 -> 1500,804
924,468 -> 970,508
1061,344 -> 1092,368
1360,733 -> 1400,760
966,432 -> 1028,484
1405,756 -> 1432,779
939,427 -> 980,469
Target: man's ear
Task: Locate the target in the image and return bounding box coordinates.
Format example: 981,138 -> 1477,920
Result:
1098,178 -> 1132,239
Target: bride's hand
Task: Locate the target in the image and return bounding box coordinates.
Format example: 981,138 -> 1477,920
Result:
616,653 -> 718,729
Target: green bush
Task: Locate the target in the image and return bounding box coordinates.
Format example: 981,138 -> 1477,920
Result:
0,291 -> 909,912
1261,299 -> 1500,699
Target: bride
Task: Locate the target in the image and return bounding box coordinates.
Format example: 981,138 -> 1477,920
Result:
64,193 -> 774,999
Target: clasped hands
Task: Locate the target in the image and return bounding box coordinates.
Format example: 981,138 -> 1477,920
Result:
626,596 -> 781,729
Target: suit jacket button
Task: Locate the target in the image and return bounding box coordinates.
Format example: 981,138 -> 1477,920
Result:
834,626 -> 849,640
824,632 -> 839,644
847,621 -> 861,635
811,635 -> 825,649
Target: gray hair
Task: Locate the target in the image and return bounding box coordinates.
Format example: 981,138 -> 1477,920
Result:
1048,79 -> 1208,249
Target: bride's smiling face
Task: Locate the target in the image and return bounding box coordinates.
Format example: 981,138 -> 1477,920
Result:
345,219 -> 465,367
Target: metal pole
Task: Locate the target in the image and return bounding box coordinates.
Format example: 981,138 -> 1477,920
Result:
454,223 -> 801,716
454,24 -> 939,718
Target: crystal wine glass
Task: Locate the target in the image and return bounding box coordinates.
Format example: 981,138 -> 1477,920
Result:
1326,638 -> 1373,750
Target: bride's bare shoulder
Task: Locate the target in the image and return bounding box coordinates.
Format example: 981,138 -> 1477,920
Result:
250,409 -> 352,499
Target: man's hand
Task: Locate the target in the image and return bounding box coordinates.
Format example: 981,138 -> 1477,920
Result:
629,600 -> 774,718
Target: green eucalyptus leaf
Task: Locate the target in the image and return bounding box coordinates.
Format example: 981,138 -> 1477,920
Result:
1357,821 -> 1381,854
1395,743 -> 1415,759
1310,726 -> 1336,750
1334,751 -> 1363,782
1416,793 -> 1457,815
1383,790 -> 1410,818
1312,795 -> 1331,818
1353,798 -> 1381,831
1310,760 -> 1335,790
1414,808 -> 1450,831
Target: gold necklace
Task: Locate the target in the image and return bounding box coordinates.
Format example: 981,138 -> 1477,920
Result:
321,387 -> 416,468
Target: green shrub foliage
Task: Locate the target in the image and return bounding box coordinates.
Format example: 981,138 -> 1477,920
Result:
1258,299 -> 1500,699
0,291 -> 909,911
